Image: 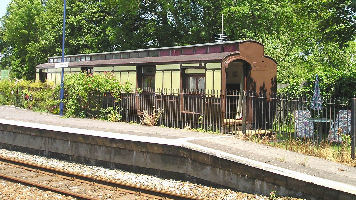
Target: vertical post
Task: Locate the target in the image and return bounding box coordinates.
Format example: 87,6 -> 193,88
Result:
221,14 -> 224,35
351,98 -> 356,159
59,0 -> 67,116
242,91 -> 247,134
221,61 -> 227,134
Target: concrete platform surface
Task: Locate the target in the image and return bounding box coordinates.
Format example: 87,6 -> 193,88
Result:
0,106 -> 355,196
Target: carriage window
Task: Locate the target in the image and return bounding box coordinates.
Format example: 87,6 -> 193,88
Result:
81,67 -> 93,74
182,73 -> 205,114
143,75 -> 155,89
138,66 -> 155,91
186,75 -> 205,90
39,69 -> 47,83
183,67 -> 205,91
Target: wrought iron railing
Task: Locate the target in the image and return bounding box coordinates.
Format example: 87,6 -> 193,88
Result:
93,90 -> 351,137
75,89 -> 355,159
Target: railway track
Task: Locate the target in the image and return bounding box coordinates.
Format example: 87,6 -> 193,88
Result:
0,156 -> 198,200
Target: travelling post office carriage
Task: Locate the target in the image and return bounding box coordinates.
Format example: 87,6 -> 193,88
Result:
36,40 -> 277,132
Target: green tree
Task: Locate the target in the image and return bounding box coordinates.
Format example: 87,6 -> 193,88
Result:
316,0 -> 356,47
103,0 -> 223,49
0,0 -> 354,100
0,0 -> 46,79
65,0 -> 112,54
223,0 -> 355,98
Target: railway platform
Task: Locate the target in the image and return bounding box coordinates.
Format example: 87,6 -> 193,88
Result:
0,105 -> 355,199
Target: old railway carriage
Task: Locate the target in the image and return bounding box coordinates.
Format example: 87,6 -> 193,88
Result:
36,40 -> 277,128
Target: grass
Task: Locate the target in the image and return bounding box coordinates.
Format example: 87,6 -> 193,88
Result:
236,130 -> 356,167
184,117 -> 355,167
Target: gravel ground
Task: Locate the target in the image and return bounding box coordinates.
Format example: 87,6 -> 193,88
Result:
0,179 -> 75,200
0,160 -> 168,200
0,148 -> 300,200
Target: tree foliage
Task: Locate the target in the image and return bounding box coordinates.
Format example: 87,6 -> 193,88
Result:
223,0 -> 355,99
0,0 -> 45,80
0,0 -> 355,98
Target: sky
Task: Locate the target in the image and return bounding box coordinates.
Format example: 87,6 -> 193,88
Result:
0,0 -> 11,18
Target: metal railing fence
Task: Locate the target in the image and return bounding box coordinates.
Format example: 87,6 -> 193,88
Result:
73,89 -> 355,158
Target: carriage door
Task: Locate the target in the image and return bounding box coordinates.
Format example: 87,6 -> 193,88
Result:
225,60 -> 246,119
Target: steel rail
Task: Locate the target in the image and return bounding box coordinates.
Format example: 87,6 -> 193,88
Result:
0,172 -> 95,200
0,159 -> 159,200
0,155 -> 200,200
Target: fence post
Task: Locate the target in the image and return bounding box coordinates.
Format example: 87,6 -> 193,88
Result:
351,98 -> 356,159
242,91 -> 247,134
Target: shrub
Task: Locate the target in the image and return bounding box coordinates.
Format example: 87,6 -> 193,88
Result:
0,72 -> 130,118
63,72 -> 131,119
0,79 -> 59,114
140,108 -> 163,126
